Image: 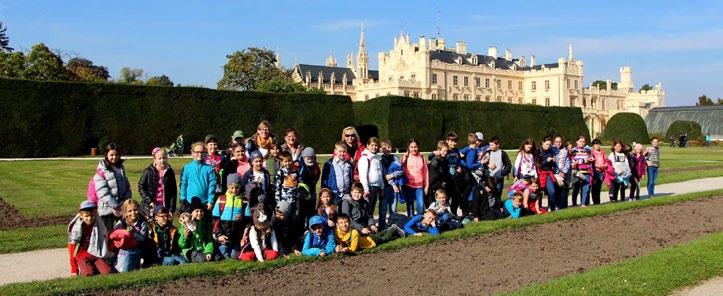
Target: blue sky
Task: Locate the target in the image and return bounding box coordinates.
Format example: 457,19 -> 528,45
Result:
2,0 -> 722,106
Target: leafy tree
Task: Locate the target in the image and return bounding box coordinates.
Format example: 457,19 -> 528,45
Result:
695,95 -> 714,106
639,84 -> 652,91
146,74 -> 174,87
24,43 -> 69,80
256,76 -> 324,94
118,67 -> 144,85
66,58 -> 109,82
217,47 -> 285,91
0,22 -> 12,52
0,51 -> 26,78
591,80 -> 617,90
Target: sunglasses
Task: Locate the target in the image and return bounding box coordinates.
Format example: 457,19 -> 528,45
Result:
344,134 -> 355,138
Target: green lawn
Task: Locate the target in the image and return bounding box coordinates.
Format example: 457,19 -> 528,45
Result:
502,231 -> 723,296
0,189 -> 720,296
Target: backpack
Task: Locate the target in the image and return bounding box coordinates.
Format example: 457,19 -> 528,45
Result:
86,170 -> 105,204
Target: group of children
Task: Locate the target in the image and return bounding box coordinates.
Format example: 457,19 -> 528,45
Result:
69,122 -> 661,277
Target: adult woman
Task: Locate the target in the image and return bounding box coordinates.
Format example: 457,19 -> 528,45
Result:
537,136 -> 558,211
92,143 -> 132,231
280,128 -> 305,163
402,138 -> 429,217
513,138 -> 538,180
139,147 -> 177,217
341,126 -> 365,181
219,143 -> 250,193
246,120 -> 276,158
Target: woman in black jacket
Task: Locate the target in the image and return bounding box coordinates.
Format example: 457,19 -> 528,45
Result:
139,147 -> 177,216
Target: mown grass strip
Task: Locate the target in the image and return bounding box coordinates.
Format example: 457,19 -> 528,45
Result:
501,231 -> 723,296
0,224 -> 66,253
1,189 -> 721,296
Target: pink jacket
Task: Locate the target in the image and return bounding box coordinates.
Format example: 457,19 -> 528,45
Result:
592,149 -> 607,172
403,154 -> 429,190
603,159 -> 616,189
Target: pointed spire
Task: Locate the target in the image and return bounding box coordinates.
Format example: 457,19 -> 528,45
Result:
274,48 -> 282,69
356,22 -> 369,80
359,22 -> 366,49
568,44 -> 574,61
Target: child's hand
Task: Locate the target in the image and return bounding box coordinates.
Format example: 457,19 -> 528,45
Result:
370,225 -> 378,233
206,203 -> 213,211
218,235 -> 228,244
293,250 -> 301,256
319,251 -> 326,257
71,273 -> 78,277
335,245 -> 343,253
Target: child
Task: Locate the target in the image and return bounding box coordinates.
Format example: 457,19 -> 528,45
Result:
321,141 -> 353,205
341,183 -> 404,245
608,140 -> 631,202
358,137 -> 386,217
402,138 -> 429,217
211,174 -> 245,260
503,194 -> 523,219
570,136 -> 593,207
427,188 -> 462,230
513,138 -> 537,180
473,177 -> 505,221
179,142 -> 217,214
274,151 -> 301,220
301,216 -> 336,257
242,152 -> 273,218
590,139 -> 608,205
139,147 -> 177,217
149,207 -> 187,266
334,213 -> 376,254
220,143 -> 250,193
443,132 -> 466,218
265,143 -> 280,183
508,176 -> 532,198
68,201 -> 112,277
178,198 -> 214,263
459,133 -> 483,216
523,180 -> 547,215
404,209 -> 440,236
272,201 -> 302,256
645,137 -> 661,197
427,141 -> 449,208
317,188 -> 337,229
203,134 -> 224,174
240,204 -> 280,262
299,147 -> 321,227
629,143 -> 647,200
110,199 -> 149,272
380,139 -> 406,229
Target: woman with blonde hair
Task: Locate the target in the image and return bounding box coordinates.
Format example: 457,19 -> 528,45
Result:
341,126 -> 365,181
247,120 -> 277,158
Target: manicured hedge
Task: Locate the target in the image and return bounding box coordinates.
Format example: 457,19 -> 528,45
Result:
0,78 -> 354,157
665,120 -> 704,141
354,96 -> 590,150
601,112 -> 650,145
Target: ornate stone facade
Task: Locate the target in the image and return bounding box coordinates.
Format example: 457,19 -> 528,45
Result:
291,25 -> 665,137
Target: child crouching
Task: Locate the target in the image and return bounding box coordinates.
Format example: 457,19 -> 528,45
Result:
149,207 -> 187,265
178,198 -> 214,263
404,209 -> 440,236
301,215 -> 336,257
68,201 -> 112,277
240,204 -> 279,262
334,213 -> 375,254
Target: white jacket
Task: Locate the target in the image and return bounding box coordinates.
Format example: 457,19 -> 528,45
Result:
358,149 -> 385,192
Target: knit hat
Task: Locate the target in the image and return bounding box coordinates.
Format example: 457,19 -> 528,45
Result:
300,147 -> 316,158
226,173 -> 241,189
249,151 -> 263,161
189,197 -> 204,212
475,132 -> 484,141
275,200 -> 292,218
79,200 -> 97,211
232,130 -> 245,139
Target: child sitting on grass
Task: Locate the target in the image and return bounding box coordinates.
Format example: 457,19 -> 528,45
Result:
301,216 -> 336,257
149,207 -> 187,266
110,199 -> 148,272
68,201 -> 112,277
334,213 -> 375,254
240,204 -> 279,262
522,180 -> 547,215
427,188 -> 462,231
317,188 -> 337,229
503,194 -> 523,219
341,182 -> 405,245
404,209 -> 440,236
178,198 -> 214,263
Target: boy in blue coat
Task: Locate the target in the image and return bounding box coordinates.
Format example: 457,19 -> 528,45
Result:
321,142 -> 353,205
301,215 -> 336,257
404,209 -> 440,236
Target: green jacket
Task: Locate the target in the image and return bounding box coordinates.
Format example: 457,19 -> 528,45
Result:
178,221 -> 214,255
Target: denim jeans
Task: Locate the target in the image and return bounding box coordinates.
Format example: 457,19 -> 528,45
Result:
115,248 -> 141,272
572,174 -> 591,206
403,186 -> 425,216
647,166 -> 658,197
380,186 -> 398,229
545,174 -> 558,210
161,254 -> 188,266
217,243 -> 240,260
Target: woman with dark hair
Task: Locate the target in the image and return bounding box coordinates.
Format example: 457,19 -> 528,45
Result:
280,128 -> 305,163
92,142 -> 132,231
513,138 -> 538,181
537,136 -> 558,211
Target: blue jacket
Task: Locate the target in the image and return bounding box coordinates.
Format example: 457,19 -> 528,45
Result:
403,214 -> 440,236
180,159 -> 217,206
460,146 -> 487,171
301,230 -> 336,256
504,199 -> 522,219
386,159 -> 407,187
321,158 -> 353,199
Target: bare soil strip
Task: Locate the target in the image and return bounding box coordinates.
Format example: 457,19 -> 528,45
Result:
104,196 -> 723,296
0,197 -> 67,230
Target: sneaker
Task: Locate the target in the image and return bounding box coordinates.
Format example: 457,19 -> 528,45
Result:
461,217 -> 471,225
389,224 -> 405,237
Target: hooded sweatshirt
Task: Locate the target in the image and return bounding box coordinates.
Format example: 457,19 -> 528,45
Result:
68,214 -> 109,274
180,159 -> 218,206
301,228 -> 336,256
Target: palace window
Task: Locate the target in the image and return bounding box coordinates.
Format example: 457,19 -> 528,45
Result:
531,81 -> 537,91
532,98 -> 537,105
410,74 -> 416,80
566,79 -> 570,89
432,74 -> 438,85
545,97 -> 550,106
485,78 -> 490,88
463,94 -> 469,101
404,91 -> 409,97
602,98 -> 606,110
508,97 -> 513,103
453,76 -> 458,86
574,80 -> 578,89
453,94 -> 459,100
476,95 -> 481,101
475,77 -> 481,87
570,96 -> 576,107
464,76 -> 469,87
518,97 -> 523,104
496,79 -> 501,89
431,94 -> 437,100
545,80 -> 550,91
518,81 -> 522,90
485,96 -> 491,102
496,96 -> 502,102
508,80 -> 512,89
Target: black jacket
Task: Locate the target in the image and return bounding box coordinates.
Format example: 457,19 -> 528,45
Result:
428,155 -> 448,191
138,164 -> 177,214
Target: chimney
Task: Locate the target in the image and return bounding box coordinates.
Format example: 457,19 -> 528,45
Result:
488,46 -> 497,59
530,55 -> 536,67
504,49 -> 512,61
456,41 -> 467,54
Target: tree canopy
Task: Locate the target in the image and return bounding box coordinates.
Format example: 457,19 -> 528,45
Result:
217,47 -> 286,91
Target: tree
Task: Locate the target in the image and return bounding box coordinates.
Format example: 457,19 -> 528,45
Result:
65,58 -> 110,82
256,76 -> 325,94
696,95 -> 714,106
0,51 -> 26,78
639,84 -> 652,91
591,80 -> 617,90
24,43 -> 68,80
117,67 -> 144,85
146,74 -> 174,87
217,47 -> 285,91
0,22 -> 12,52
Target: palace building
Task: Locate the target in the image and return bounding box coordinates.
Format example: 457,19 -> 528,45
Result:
291,25 -> 665,137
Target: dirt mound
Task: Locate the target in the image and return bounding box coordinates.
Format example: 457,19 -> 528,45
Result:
105,197 -> 723,296
0,197 -> 68,230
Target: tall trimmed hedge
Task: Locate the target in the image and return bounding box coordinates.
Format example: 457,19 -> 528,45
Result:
0,78 -> 354,157
665,120 -> 703,141
601,112 -> 650,144
354,96 -> 590,151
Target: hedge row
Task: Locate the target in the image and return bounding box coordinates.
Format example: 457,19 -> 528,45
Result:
601,112 -> 651,145
0,78 -> 354,157
354,96 -> 590,151
665,120 -> 704,141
